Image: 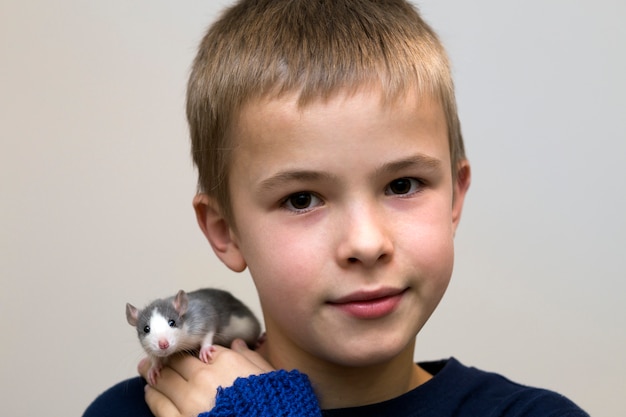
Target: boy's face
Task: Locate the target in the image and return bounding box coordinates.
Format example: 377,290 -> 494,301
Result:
198,87 -> 470,368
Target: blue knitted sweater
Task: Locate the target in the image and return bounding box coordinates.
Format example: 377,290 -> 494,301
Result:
202,369 -> 321,417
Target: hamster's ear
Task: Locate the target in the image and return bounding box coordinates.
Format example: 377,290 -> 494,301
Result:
126,303 -> 138,327
193,194 -> 247,272
452,159 -> 471,234
173,290 -> 189,315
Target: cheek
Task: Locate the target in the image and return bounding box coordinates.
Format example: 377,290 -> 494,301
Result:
399,207 -> 456,282
238,227 -> 325,304
246,249 -> 320,343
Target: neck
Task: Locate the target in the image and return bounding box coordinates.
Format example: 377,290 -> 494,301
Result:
261,338 -> 431,409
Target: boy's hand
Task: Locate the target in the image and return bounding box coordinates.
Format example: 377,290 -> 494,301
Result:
140,338 -> 274,417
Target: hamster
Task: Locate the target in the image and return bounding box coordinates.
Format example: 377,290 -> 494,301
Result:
126,288 -> 261,385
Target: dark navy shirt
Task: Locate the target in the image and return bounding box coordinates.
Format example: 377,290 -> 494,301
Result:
83,358 -> 588,417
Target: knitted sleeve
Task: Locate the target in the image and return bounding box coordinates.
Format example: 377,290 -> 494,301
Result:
199,369 -> 322,417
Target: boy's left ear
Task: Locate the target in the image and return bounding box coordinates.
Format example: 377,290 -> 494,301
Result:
452,160 -> 471,233
193,194 -> 247,273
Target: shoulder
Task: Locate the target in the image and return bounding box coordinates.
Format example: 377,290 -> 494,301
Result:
82,376 -> 152,417
322,358 -> 588,417
419,358 -> 589,417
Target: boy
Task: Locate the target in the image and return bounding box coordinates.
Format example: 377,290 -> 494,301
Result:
84,1 -> 588,416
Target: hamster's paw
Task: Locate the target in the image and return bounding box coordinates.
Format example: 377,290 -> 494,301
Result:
147,365 -> 162,386
199,345 -> 216,363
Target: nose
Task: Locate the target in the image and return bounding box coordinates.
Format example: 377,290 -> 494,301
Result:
336,202 -> 393,268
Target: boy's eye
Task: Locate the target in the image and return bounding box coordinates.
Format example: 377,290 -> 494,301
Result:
385,178 -> 421,196
282,192 -> 322,212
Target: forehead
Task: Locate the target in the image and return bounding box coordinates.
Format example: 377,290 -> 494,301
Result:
230,87 -> 450,165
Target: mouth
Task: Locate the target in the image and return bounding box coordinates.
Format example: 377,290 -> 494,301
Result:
328,288 -> 408,320
149,349 -> 171,358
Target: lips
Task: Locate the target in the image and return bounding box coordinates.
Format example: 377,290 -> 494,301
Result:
328,288 -> 407,319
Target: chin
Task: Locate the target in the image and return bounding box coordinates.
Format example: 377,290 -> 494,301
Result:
325,333 -> 416,368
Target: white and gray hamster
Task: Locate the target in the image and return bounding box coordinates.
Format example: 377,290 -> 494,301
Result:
126,288 -> 261,385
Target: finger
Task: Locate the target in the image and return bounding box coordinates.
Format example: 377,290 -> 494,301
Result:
167,353 -> 213,380
231,339 -> 274,372
156,363 -> 188,387
137,358 -> 152,382
145,360 -> 217,415
144,384 -> 182,417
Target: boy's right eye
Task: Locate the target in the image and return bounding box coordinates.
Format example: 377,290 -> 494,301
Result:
281,192 -> 322,212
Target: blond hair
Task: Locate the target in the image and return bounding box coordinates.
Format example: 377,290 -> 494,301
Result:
187,0 -> 466,223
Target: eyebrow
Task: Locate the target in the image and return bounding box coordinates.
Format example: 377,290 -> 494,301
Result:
375,154 -> 442,177
258,154 -> 442,191
259,170 -> 339,192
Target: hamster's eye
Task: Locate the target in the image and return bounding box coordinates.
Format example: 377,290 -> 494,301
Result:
143,325 -> 150,334
168,319 -> 176,328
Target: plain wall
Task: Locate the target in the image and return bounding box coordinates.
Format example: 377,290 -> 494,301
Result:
1,1 -> 624,416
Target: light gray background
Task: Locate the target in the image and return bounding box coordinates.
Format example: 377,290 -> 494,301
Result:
1,1 -> 624,416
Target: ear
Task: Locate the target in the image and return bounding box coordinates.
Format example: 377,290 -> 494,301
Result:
126,303 -> 139,327
451,159 -> 471,234
193,194 -> 247,272
173,290 -> 189,315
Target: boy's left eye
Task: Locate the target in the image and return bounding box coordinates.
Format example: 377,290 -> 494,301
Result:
385,177 -> 422,196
